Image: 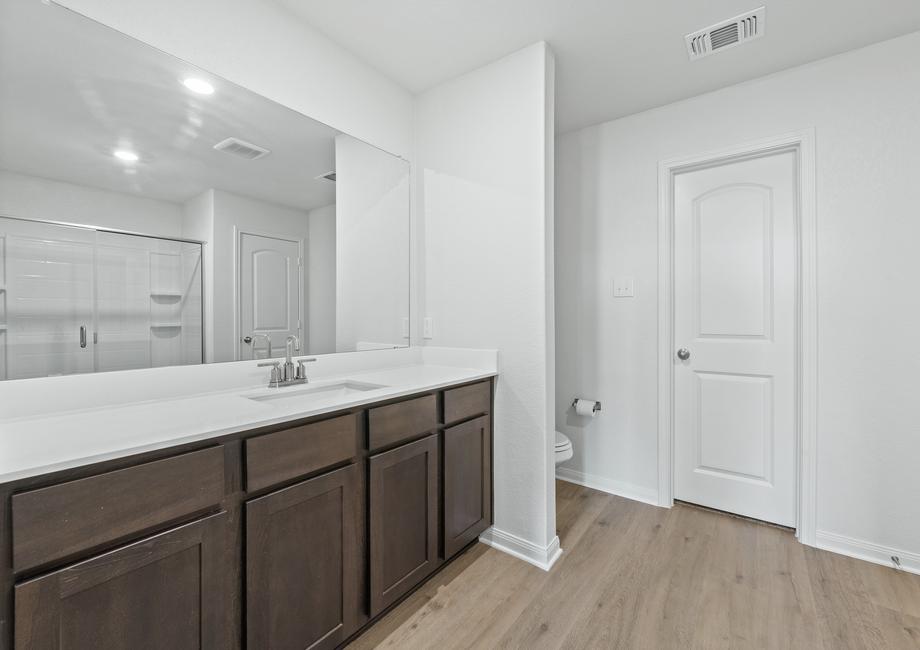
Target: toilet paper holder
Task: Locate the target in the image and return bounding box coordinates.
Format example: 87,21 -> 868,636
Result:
572,398 -> 602,414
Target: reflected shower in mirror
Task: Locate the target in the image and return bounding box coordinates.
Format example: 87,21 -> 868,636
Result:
0,0 -> 410,380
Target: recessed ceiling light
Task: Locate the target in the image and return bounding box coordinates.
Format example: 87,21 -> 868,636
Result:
182,78 -> 214,95
113,149 -> 139,162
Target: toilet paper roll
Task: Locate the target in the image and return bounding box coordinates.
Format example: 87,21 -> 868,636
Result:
574,399 -> 598,417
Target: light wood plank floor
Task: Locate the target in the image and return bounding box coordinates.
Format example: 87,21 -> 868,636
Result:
348,481 -> 920,649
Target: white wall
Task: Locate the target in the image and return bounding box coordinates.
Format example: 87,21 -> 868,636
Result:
308,203 -> 336,354
53,0 -> 414,159
417,43 -> 558,561
182,190 -> 216,361
556,32 -> 920,563
0,169 -> 183,237
335,134 -> 410,352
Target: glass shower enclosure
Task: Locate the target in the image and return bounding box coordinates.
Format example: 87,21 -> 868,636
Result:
0,217 -> 203,380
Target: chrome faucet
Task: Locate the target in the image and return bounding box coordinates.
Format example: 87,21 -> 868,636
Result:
257,335 -> 316,388
283,335 -> 299,382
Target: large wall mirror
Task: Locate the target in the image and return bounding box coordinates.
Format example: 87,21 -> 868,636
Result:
0,0 -> 410,380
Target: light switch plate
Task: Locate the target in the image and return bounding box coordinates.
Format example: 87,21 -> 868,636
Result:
423,317 -> 434,339
401,317 -> 410,339
613,277 -> 635,298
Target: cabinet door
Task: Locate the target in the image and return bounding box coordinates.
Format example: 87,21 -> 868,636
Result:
368,434 -> 438,616
246,464 -> 359,650
14,512 -> 229,650
444,416 -> 492,558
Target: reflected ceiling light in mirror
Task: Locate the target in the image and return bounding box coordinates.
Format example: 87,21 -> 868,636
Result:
113,149 -> 139,162
182,77 -> 214,95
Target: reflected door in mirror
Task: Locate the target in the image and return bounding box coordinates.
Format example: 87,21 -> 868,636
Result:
239,233 -> 302,360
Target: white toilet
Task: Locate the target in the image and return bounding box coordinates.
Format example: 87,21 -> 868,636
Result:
555,430 -> 573,465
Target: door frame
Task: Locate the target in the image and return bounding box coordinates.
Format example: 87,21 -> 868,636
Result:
656,129 -> 817,545
233,227 -> 305,361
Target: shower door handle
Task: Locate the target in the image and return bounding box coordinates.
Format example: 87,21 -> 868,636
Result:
79,325 -> 87,349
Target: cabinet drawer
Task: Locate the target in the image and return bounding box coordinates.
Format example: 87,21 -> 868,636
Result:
368,394 -> 437,452
444,381 -> 491,425
12,446 -> 225,573
245,414 -> 358,492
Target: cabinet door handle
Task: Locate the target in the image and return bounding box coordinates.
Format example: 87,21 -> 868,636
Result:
79,325 -> 87,349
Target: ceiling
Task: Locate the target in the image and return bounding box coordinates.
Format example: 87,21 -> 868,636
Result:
0,0 -> 340,211
276,0 -> 920,133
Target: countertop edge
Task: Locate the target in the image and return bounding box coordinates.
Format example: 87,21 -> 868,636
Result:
0,369 -> 497,485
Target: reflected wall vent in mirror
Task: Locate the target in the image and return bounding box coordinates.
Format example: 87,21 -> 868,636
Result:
213,137 -> 271,160
685,6 -> 765,60
315,171 -> 337,183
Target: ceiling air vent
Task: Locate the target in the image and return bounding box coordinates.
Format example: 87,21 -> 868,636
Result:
685,6 -> 765,61
315,171 -> 336,183
213,137 -> 271,160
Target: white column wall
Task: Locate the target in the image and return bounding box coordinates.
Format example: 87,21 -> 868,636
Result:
416,43 -> 558,564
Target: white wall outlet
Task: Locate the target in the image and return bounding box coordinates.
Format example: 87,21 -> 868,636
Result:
401,317 -> 410,339
613,276 -> 635,298
423,317 -> 434,339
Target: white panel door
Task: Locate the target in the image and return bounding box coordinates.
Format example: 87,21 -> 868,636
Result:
3,219 -> 95,379
239,233 -> 301,360
674,151 -> 797,526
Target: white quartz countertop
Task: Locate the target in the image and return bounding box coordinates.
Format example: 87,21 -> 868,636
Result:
0,360 -> 496,484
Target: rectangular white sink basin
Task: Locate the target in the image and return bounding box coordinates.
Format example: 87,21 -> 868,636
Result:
244,380 -> 387,404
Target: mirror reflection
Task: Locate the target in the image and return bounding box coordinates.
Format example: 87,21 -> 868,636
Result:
0,0 -> 410,380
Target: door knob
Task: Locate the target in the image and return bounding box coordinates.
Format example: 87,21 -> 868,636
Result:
242,336 -> 253,344
677,348 -> 691,361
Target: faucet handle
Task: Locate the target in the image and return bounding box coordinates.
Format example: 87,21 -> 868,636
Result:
257,360 -> 282,386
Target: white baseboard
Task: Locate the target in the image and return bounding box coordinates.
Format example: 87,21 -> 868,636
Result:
556,467 -> 660,507
478,527 -> 562,571
816,530 -> 920,575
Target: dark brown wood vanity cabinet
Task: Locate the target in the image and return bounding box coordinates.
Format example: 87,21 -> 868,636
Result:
0,378 -> 493,650
246,464 -> 359,650
443,416 -> 492,558
443,381 -> 493,559
368,434 -> 439,616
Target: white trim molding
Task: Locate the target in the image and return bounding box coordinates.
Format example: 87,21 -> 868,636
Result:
479,527 -> 562,571
657,129 -> 818,546
816,530 -> 920,576
556,467 -> 659,507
